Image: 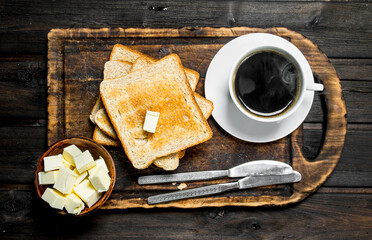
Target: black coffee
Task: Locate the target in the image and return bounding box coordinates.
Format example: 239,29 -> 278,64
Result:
234,50 -> 300,117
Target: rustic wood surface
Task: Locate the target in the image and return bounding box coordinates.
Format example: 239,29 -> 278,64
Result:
47,27 -> 346,208
0,0 -> 371,239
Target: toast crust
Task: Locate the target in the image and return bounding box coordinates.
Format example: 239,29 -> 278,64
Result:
129,57 -> 153,73
110,44 -> 199,91
95,108 -> 117,139
89,97 -> 104,124
90,60 -> 132,125
104,60 -> 132,80
93,126 -> 120,147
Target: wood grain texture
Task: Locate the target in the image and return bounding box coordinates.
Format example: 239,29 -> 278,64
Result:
0,0 -> 370,238
0,190 -> 371,239
1,1 -> 371,58
47,27 -> 346,208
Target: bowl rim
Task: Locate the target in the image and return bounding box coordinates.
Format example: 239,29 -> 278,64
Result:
34,136 -> 116,217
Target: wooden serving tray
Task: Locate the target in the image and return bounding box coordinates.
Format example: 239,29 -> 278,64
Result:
47,27 -> 346,209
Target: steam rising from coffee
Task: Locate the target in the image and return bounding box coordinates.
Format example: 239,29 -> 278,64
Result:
235,51 -> 300,116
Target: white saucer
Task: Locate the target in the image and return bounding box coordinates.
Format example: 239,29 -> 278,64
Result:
205,34 -> 315,143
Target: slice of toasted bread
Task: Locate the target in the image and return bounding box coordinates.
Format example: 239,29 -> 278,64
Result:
100,54 -> 212,169
152,153 -> 180,171
128,57 -> 214,170
95,55 -> 214,171
110,44 -> 199,91
90,61 -> 132,124
194,93 -> 214,119
96,59 -> 214,170
95,92 -> 213,170
89,96 -> 104,124
93,126 -> 119,147
95,108 -> 117,139
104,60 -> 132,80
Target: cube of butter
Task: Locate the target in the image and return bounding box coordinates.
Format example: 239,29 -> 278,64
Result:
72,168 -> 88,186
143,110 -> 160,133
96,156 -> 109,172
63,144 -> 82,167
38,170 -> 58,185
74,150 -> 96,174
53,166 -> 77,194
65,193 -> 85,215
88,166 -> 111,192
73,179 -> 102,207
63,159 -> 74,170
88,157 -> 109,176
41,188 -> 67,210
43,154 -> 63,171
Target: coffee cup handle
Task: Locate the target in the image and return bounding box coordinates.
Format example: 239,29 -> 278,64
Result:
307,83 -> 324,91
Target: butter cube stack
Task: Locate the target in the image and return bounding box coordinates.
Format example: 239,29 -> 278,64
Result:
88,156 -> 109,176
53,166 -> 77,194
89,166 -> 111,192
73,168 -> 88,186
41,188 -> 67,210
63,144 -> 82,167
43,154 -> 64,171
39,144 -> 111,215
74,150 -> 97,174
65,193 -> 85,215
38,170 -> 58,185
74,179 -> 102,207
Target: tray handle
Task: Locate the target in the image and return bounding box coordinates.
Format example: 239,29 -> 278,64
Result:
290,74 -> 347,199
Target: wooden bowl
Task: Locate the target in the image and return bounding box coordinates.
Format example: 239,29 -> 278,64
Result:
35,136 -> 116,216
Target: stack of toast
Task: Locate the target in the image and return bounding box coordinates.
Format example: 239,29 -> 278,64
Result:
90,44 -> 213,170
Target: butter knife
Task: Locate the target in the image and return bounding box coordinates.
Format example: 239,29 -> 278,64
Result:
138,160 -> 292,185
147,171 -> 301,204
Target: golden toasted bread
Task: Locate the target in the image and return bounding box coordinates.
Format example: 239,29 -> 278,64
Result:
95,93 -> 213,170
96,56 -> 213,170
128,57 -> 213,170
152,93 -> 213,170
90,60 -> 132,124
100,54 -> 212,169
89,96 -> 104,124
95,108 -> 117,139
104,60 -> 132,80
110,44 -> 199,91
130,57 -> 153,73
93,126 -> 119,146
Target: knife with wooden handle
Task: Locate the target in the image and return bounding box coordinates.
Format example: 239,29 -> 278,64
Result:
147,171 -> 301,204
138,160 -> 293,185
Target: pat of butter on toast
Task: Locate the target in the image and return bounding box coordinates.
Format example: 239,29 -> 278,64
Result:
143,110 -> 160,133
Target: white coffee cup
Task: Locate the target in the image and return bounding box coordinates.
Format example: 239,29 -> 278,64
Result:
228,33 -> 323,123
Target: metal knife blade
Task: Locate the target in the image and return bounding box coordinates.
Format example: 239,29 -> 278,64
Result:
147,171 -> 302,204
237,171 -> 302,189
138,160 -> 292,185
228,160 -> 293,177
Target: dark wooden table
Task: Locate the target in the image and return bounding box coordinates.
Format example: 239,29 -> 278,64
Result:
1,1 -> 371,239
